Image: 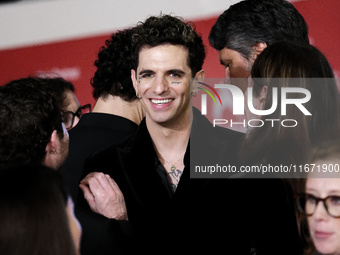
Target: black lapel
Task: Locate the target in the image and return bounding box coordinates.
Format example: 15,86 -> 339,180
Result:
116,119 -> 174,216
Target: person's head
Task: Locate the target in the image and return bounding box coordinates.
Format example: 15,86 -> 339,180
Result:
0,77 -> 69,169
130,14 -> 205,127
44,77 -> 89,130
209,0 -> 309,83
297,140 -> 340,255
0,164 -> 81,255
91,27 -> 141,102
44,77 -> 77,112
241,42 -> 339,165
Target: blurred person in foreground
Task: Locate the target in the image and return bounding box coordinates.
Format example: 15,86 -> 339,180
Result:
0,77 -> 81,254
0,164 -> 81,255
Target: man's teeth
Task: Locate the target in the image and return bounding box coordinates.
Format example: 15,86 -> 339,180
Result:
151,99 -> 173,105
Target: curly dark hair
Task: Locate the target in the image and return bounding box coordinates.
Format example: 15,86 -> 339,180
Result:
91,27 -> 140,101
44,77 -> 75,111
131,14 -> 206,77
209,0 -> 309,60
0,77 -> 64,168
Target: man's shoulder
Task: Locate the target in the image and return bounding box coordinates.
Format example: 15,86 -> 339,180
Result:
83,118 -> 150,172
192,107 -> 245,143
69,113 -> 138,137
86,133 -> 135,167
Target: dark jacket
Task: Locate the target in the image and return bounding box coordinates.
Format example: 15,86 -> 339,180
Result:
61,113 -> 138,255
61,113 -> 138,202
78,107 -> 301,255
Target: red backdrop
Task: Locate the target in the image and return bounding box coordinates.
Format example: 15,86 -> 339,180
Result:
0,0 -> 339,106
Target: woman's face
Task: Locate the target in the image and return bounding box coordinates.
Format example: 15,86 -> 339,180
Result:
306,161 -> 340,255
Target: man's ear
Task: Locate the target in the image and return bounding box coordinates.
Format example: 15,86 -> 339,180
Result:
44,130 -> 61,169
194,69 -> 205,80
251,42 -> 267,60
192,70 -> 205,95
46,130 -> 59,154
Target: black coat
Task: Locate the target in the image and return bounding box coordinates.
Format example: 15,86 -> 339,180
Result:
61,113 -> 138,202
78,107 -> 302,255
60,113 -> 138,255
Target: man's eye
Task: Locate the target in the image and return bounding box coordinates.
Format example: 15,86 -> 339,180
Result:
170,72 -> 181,78
139,73 -> 154,79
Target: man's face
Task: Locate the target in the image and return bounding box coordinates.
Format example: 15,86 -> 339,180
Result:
43,123 -> 69,170
63,90 -> 81,129
132,44 -> 193,127
219,47 -> 253,91
54,123 -> 69,169
59,123 -> 69,163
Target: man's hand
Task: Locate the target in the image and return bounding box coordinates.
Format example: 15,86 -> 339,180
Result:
79,172 -> 128,220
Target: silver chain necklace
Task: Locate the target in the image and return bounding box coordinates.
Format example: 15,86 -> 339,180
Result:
158,153 -> 184,171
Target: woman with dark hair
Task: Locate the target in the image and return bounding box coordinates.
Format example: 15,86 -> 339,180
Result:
241,41 -> 339,168
232,41 -> 339,254
0,164 -> 81,255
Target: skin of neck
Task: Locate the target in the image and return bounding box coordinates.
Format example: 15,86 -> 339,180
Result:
92,95 -> 144,125
146,107 -> 192,162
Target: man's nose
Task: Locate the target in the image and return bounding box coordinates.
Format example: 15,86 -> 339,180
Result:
153,76 -> 169,95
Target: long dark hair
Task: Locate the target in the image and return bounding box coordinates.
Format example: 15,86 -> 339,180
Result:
0,164 -> 77,255
240,41 -> 339,166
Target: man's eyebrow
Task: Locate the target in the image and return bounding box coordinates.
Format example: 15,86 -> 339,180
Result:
166,69 -> 186,75
138,69 -> 154,76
